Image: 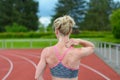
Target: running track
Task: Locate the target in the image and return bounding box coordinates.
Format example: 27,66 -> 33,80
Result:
0,49 -> 120,80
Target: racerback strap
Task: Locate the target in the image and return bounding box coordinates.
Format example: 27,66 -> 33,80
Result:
54,46 -> 71,61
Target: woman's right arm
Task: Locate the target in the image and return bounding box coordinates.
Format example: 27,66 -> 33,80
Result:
35,48 -> 48,80
67,38 -> 95,58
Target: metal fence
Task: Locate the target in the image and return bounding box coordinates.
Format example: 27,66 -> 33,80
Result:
0,39 -> 120,67
0,39 -> 57,48
94,42 -> 120,67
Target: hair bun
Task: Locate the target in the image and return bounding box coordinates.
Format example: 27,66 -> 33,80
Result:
53,15 -> 75,35
62,15 -> 75,28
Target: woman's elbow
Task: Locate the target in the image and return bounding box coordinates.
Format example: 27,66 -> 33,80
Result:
90,43 -> 95,51
91,42 -> 95,48
87,46 -> 95,55
90,46 -> 95,54
35,76 -> 38,80
35,73 -> 38,80
35,69 -> 39,80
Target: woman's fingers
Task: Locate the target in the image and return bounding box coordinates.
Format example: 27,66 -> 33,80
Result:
65,39 -> 74,48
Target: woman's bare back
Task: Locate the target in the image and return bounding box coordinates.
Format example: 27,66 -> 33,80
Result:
45,46 -> 81,80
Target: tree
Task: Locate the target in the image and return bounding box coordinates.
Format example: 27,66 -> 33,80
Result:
0,0 -> 39,32
81,0 -> 111,31
110,9 -> 120,39
111,1 -> 120,10
80,0 -> 120,31
51,0 -> 87,25
5,23 -> 28,32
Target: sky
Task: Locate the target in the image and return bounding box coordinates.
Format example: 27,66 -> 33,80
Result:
37,0 -> 58,27
37,0 -> 119,26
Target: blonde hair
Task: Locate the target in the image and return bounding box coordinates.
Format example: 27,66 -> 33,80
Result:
53,15 -> 75,36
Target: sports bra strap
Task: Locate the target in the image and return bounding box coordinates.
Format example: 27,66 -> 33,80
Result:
54,46 -> 72,61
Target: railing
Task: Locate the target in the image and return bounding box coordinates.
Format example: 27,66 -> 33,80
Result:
94,42 -> 120,67
0,39 -> 120,67
0,39 -> 57,48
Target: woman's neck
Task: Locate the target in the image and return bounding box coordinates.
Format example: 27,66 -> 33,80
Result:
57,36 -> 69,47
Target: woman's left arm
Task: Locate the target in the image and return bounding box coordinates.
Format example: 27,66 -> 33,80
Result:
35,48 -> 48,80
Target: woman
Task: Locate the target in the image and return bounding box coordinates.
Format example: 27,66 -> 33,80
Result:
35,15 -> 95,80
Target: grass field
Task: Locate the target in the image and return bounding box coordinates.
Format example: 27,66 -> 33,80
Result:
0,37 -> 119,48
0,31 -> 120,48
0,39 -> 57,48
0,38 -> 93,48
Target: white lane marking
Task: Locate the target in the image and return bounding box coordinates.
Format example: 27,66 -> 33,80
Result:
22,54 -> 40,58
80,63 -> 110,80
23,53 -> 111,80
3,51 -> 111,80
6,50 -> 40,59
0,55 -> 13,80
10,54 -> 37,68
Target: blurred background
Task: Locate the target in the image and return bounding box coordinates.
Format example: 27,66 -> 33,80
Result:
0,0 -> 120,79
0,0 -> 120,42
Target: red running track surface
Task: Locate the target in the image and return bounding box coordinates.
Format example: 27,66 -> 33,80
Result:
0,49 -> 120,80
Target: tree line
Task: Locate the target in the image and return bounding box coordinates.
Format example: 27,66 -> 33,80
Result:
0,0 -> 39,32
51,0 -> 120,31
0,0 -> 120,32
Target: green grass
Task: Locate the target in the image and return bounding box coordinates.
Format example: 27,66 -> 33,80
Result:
0,39 -> 57,48
0,31 -> 120,48
0,37 -> 119,49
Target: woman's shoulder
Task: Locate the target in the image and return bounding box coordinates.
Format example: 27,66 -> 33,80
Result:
43,46 -> 54,50
46,46 -> 54,50
42,46 -> 54,54
70,46 -> 83,54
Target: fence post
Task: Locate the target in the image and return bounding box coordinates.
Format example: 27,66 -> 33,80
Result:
2,40 -> 4,48
2,40 -> 6,48
104,42 -> 107,58
116,46 -> 119,66
109,44 -> 112,62
97,42 -> 99,52
101,42 -> 103,55
50,40 -> 52,46
30,40 -> 33,48
11,41 -> 13,48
